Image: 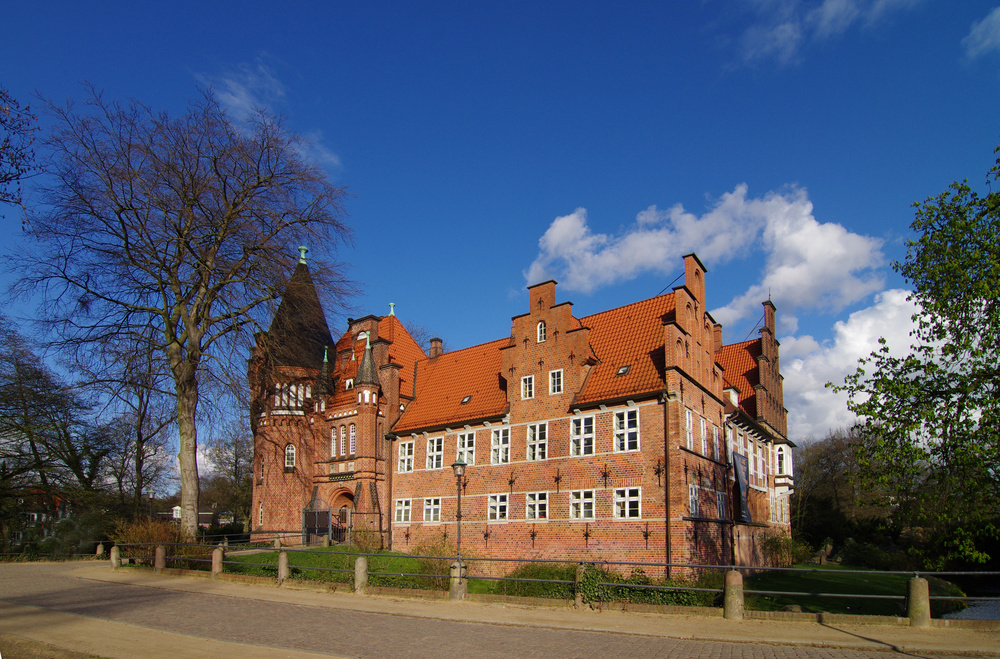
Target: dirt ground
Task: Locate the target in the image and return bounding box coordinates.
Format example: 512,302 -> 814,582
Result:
0,634 -> 102,659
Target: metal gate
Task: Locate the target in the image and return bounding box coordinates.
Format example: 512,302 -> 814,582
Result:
331,507 -> 351,544
302,498 -> 332,545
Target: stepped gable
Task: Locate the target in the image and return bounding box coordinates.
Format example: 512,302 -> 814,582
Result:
575,293 -> 677,405
718,337 -> 761,418
267,261 -> 334,369
393,337 -> 510,434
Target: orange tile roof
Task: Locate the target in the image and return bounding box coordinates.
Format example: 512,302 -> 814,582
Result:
393,338 -> 510,434
717,338 -> 761,418
378,315 -> 427,390
575,293 -> 677,405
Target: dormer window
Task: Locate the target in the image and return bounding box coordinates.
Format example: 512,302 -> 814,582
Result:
345,378 -> 354,390
537,321 -> 546,343
460,395 -> 472,404
616,365 -> 631,377
357,331 -> 368,341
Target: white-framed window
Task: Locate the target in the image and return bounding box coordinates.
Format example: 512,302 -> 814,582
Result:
570,416 -> 594,456
424,498 -> 441,523
426,436 -> 443,469
614,409 -> 639,452
713,426 -> 721,461
330,428 -> 337,459
527,423 -> 547,461
526,492 -> 548,520
340,426 -> 347,457
717,491 -> 727,520
614,487 -> 641,519
349,424 -> 356,455
457,431 -> 475,465
570,490 -> 595,519
521,375 -> 534,400
398,441 -> 414,473
685,408 -> 694,450
488,493 -> 508,521
491,428 -> 510,464
395,499 -> 411,523
284,444 -> 296,468
700,417 -> 708,455
549,369 -> 563,395
688,483 -> 700,517
258,503 -> 263,526
537,320 -> 546,343
345,378 -> 354,390
726,426 -> 734,461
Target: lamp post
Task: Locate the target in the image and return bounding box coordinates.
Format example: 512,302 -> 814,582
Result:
451,459 -> 466,579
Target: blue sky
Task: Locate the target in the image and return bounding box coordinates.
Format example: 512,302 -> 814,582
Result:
3,1 -> 999,443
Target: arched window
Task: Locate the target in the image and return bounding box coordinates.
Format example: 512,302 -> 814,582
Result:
284,444 -> 296,468
330,428 -> 337,458
349,424 -> 356,455
340,426 -> 347,457
537,321 -> 546,343
258,502 -> 263,527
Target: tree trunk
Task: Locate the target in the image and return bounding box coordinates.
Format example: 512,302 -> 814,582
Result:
175,368 -> 200,538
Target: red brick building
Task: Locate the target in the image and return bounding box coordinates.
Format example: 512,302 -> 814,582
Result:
250,252 -> 794,570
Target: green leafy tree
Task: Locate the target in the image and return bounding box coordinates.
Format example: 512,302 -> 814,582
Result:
834,146 -> 1000,561
15,87 -> 352,537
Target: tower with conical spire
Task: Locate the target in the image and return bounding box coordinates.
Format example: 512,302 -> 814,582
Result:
249,249 -> 426,546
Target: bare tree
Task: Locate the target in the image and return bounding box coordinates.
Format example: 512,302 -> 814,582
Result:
0,87 -> 36,211
15,87 -> 352,536
204,416 -> 254,529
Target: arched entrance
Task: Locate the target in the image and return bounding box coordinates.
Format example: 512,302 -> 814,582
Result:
328,488 -> 354,544
302,496 -> 331,545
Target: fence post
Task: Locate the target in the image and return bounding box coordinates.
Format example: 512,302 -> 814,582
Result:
273,535 -> 282,549
277,550 -> 290,584
110,545 -> 120,569
154,545 -> 166,573
449,561 -> 467,600
212,546 -> 224,578
354,555 -> 368,594
724,570 -> 744,620
908,577 -> 931,628
574,563 -> 587,609
95,543 -> 105,558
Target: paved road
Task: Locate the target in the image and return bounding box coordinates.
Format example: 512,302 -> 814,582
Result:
0,562 -> 995,659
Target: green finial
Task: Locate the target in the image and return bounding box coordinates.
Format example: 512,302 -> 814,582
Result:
298,246 -> 308,264
323,346 -> 328,363
365,330 -> 371,349
389,302 -> 395,316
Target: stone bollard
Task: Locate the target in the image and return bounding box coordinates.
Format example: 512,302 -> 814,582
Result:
354,556 -> 368,594
110,546 -> 120,569
277,551 -> 290,584
273,536 -> 282,549
95,543 -> 105,558
322,535 -> 330,548
223,536 -> 229,548
574,563 -> 587,610
724,570 -> 744,620
154,545 -> 166,573
449,561 -> 468,601
212,546 -> 224,578
908,577 -> 931,628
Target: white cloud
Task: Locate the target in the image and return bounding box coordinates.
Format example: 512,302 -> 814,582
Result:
527,184 -> 884,333
197,58 -> 342,171
734,0 -> 923,66
781,288 -> 916,440
963,7 -> 1000,60
204,59 -> 287,123
711,188 -> 885,330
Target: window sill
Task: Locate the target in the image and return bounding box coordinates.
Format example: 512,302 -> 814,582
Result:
283,467 -> 295,473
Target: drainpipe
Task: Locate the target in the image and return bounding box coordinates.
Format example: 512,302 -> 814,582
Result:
662,391 -> 673,580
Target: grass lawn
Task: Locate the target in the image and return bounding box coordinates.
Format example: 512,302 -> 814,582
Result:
223,546 -> 451,589
745,564 -> 965,617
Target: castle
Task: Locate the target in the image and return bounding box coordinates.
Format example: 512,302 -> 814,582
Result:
249,251 -> 793,569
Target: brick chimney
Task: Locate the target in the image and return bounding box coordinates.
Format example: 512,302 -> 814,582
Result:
429,337 -> 443,358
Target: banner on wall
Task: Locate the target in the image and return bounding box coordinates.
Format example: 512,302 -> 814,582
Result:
733,453 -> 752,523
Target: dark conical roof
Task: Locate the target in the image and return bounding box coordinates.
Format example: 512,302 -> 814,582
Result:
356,333 -> 379,387
267,261 -> 334,369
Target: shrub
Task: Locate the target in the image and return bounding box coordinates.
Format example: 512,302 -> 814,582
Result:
109,518 -> 210,569
761,532 -> 813,566
576,564 -> 714,607
490,563 -> 576,599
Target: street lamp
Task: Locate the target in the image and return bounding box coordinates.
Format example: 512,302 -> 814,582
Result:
147,491 -> 154,518
451,459 -> 466,580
